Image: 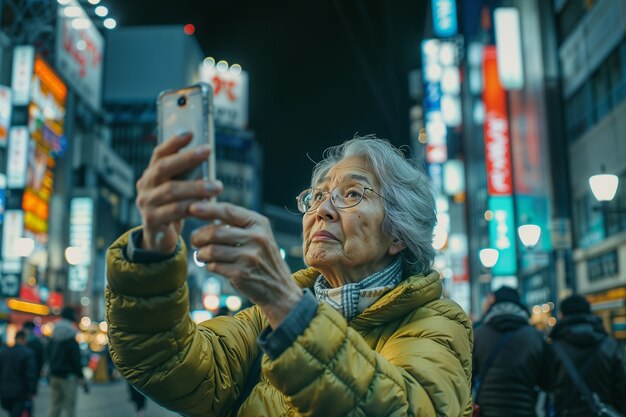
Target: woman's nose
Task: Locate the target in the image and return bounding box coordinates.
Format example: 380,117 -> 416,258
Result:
315,192 -> 337,220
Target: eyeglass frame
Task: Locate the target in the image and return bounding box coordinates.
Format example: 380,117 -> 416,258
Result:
295,182 -> 391,213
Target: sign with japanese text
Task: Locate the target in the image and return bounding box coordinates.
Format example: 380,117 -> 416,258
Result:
11,46 -> 34,105
200,66 -> 248,130
7,127 -> 29,188
432,0 -> 458,38
55,0 -> 104,111
2,210 -> 24,260
488,196 -> 517,275
483,46 -> 513,196
68,197 -> 93,292
0,86 -> 12,147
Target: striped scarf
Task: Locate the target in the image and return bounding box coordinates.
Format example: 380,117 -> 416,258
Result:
313,257 -> 402,320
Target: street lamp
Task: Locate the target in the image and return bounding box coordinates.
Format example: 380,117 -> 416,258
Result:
589,168 -> 626,238
479,248 -> 499,269
64,246 -> 85,265
518,223 -> 542,249
589,172 -> 619,202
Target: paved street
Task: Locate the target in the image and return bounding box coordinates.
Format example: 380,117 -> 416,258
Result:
27,380 -> 179,417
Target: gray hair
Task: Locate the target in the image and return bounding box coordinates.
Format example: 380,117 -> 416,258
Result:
310,135 -> 437,276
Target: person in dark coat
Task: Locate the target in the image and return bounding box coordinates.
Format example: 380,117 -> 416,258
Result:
550,294 -> 626,417
0,330 -> 37,417
22,322 -> 45,389
472,286 -> 553,417
47,307 -> 86,417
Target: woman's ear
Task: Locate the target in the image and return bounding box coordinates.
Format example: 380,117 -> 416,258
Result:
388,238 -> 406,256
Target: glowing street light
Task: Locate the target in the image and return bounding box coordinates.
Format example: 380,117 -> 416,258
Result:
589,173 -> 619,202
517,224 -> 541,249
65,246 -> 85,265
479,248 -> 499,269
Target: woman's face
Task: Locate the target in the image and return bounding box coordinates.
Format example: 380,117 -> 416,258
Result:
302,156 -> 404,285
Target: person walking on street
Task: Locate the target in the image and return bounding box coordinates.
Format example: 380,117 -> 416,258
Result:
48,307 -> 86,417
22,322 -> 45,389
0,330 -> 37,417
550,295 -> 626,417
472,286 -> 553,417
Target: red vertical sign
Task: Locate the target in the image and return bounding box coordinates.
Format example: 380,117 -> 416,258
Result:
482,46 -> 513,196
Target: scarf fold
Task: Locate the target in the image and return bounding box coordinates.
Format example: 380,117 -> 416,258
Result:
313,257 -> 402,320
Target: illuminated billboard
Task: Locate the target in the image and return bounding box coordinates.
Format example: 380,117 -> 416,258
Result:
23,57 -> 67,244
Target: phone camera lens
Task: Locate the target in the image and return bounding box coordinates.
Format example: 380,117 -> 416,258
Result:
177,96 -> 187,107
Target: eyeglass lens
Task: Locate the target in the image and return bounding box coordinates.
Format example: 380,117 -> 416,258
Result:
298,183 -> 365,212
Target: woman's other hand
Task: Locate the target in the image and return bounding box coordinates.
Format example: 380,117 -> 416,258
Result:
135,132 -> 223,254
189,201 -> 303,328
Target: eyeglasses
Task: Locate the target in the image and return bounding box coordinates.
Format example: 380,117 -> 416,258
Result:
296,183 -> 388,213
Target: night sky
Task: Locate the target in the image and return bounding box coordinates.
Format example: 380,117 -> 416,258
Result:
105,0 -> 428,207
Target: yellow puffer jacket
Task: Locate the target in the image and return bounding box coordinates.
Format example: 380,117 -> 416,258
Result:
106,230 -> 473,417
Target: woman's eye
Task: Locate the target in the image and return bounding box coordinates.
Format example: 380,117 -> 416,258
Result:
345,189 -> 363,199
313,191 -> 325,200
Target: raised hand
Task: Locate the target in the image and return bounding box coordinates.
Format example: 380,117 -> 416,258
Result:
135,132 -> 223,254
189,201 -> 303,328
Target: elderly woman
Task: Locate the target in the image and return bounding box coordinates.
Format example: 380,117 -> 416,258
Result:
106,134 -> 473,416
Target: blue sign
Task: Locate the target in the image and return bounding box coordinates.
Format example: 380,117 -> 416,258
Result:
0,187 -> 4,223
432,0 -> 458,38
489,196 -> 517,275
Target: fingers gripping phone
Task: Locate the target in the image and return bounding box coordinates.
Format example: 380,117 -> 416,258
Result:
157,82 -> 216,181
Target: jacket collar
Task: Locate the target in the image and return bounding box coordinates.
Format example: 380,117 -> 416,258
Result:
293,268 -> 442,330
549,313 -> 607,347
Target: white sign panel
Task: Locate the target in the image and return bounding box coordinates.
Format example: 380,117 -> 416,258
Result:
7,127 -> 29,188
68,197 -> 93,292
200,66 -> 249,129
494,8 -> 524,90
0,86 -> 12,147
2,210 -> 24,260
11,45 -> 34,105
55,0 -> 104,111
94,140 -> 134,198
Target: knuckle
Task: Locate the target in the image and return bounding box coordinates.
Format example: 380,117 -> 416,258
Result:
251,233 -> 269,247
143,212 -> 156,227
205,245 -> 216,259
153,161 -> 166,179
135,194 -> 146,208
164,182 -> 176,201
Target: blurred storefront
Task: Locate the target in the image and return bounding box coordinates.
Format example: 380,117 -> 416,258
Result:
422,0 -> 573,324
0,0 -> 132,335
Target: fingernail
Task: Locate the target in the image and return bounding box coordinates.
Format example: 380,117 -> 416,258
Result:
179,131 -> 192,139
196,144 -> 211,154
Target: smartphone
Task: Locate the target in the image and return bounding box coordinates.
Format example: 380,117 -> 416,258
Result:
157,82 -> 215,181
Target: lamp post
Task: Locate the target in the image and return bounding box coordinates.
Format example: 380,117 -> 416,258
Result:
478,248 -> 499,295
479,248 -> 499,269
589,168 -> 626,238
517,223 -> 542,249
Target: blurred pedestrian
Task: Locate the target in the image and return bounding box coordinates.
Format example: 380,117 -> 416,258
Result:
550,294 -> 626,416
47,307 -> 87,417
0,330 -> 37,417
105,135 -> 473,416
127,382 -> 147,417
22,322 -> 45,389
472,286 -> 552,417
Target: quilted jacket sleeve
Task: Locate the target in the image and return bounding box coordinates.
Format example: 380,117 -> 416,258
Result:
105,229 -> 265,417
262,302 -> 473,417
